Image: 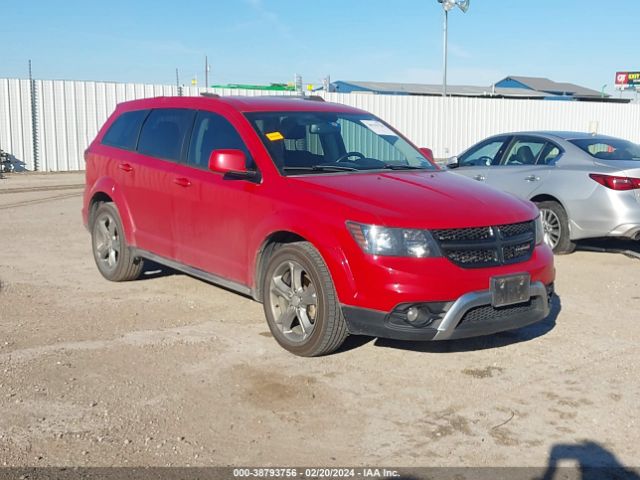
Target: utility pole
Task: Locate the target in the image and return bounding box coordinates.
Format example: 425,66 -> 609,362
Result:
205,56 -> 209,90
295,74 -> 303,96
29,59 -> 39,171
442,8 -> 448,97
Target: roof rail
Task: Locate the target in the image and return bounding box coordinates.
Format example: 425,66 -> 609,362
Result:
200,92 -> 220,98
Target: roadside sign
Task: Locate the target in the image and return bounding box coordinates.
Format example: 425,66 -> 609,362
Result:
615,71 -> 640,89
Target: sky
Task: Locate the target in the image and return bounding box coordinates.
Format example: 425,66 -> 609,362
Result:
1,0 -> 639,96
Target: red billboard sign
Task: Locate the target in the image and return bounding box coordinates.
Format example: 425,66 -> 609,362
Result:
615,71 -> 640,89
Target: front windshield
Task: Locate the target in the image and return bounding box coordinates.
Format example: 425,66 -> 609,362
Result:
570,138 -> 640,161
245,111 -> 436,174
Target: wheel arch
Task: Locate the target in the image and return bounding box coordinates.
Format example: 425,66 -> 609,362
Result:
85,178 -> 136,245
530,193 -> 566,210
88,191 -> 113,228
252,231 -> 307,302
251,228 -> 357,304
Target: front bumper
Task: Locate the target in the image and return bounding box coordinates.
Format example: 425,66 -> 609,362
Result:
342,282 -> 553,341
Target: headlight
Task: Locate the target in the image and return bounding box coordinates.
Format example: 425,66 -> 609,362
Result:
346,222 -> 441,258
535,214 -> 544,245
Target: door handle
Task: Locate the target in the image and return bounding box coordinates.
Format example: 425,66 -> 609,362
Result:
118,163 -> 133,173
525,175 -> 540,182
474,174 -> 486,181
173,177 -> 191,187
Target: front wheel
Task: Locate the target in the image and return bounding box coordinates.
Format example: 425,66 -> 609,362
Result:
262,242 -> 348,357
537,200 -> 576,254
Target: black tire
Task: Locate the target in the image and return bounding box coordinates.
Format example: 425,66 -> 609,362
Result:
262,241 -> 348,357
91,202 -> 143,281
537,200 -> 576,255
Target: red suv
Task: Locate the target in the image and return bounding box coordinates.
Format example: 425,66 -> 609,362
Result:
83,95 -> 555,356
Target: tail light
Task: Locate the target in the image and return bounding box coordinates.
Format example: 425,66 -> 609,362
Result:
589,173 -> 640,191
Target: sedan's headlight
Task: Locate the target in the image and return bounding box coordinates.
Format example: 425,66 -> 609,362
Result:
535,214 -> 544,245
347,222 -> 441,258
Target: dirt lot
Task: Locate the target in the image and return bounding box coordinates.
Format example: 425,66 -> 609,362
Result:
0,173 -> 639,471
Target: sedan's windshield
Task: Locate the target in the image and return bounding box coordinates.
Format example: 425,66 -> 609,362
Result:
245,111 -> 435,174
570,137 -> 640,161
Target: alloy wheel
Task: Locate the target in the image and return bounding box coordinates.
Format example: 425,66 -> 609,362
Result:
541,208 -> 561,250
93,212 -> 121,272
268,260 -> 318,343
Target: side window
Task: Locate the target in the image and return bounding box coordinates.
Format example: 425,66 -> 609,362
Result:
187,112 -> 254,170
538,143 -> 562,165
102,109 -> 149,150
137,108 -> 195,162
502,138 -> 546,166
459,138 -> 509,167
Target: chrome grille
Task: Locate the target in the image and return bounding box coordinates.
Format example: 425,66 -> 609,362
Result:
433,220 -> 535,268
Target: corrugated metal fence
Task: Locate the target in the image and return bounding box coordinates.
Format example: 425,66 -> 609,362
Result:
2,77 -> 640,172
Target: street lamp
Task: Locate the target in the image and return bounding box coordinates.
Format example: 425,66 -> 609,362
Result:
437,0 -> 470,97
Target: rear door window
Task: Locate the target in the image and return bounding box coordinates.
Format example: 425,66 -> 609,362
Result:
187,111 -> 254,170
102,109 -> 149,150
501,137 -> 547,166
137,109 -> 195,162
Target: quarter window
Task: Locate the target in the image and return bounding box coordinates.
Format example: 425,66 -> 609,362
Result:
102,109 -> 149,150
137,109 -> 195,162
538,143 -> 561,165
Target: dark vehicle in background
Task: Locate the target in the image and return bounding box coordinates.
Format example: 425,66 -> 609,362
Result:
0,149 -> 14,175
448,131 -> 640,253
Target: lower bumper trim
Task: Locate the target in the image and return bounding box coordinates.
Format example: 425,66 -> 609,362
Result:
341,282 -> 552,342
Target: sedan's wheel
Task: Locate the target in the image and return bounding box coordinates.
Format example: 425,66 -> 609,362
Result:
541,208 -> 561,249
262,242 -> 348,357
537,200 -> 576,254
91,203 -> 143,281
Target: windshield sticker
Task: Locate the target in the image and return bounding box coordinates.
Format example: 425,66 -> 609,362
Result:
266,131 -> 284,141
361,120 -> 397,136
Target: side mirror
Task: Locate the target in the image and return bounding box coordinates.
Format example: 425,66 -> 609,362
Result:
209,149 -> 248,174
446,156 -> 459,168
419,147 -> 434,162
208,149 -> 261,182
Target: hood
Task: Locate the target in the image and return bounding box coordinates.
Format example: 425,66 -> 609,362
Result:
289,170 -> 538,228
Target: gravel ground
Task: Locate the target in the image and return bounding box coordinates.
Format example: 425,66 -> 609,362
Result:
0,172 -> 639,473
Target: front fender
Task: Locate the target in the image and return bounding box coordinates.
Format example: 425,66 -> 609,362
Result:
248,211 -> 358,304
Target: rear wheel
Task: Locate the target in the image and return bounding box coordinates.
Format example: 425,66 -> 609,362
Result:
91,203 -> 143,281
537,200 -> 576,254
262,242 -> 348,357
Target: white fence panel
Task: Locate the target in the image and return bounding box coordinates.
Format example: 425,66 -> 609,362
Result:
323,93 -> 640,158
1,78 -> 639,172
0,79 -> 33,170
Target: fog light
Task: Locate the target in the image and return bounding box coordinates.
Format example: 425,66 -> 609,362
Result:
407,307 -> 420,323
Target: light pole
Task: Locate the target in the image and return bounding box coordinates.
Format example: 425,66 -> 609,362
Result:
437,0 -> 469,97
